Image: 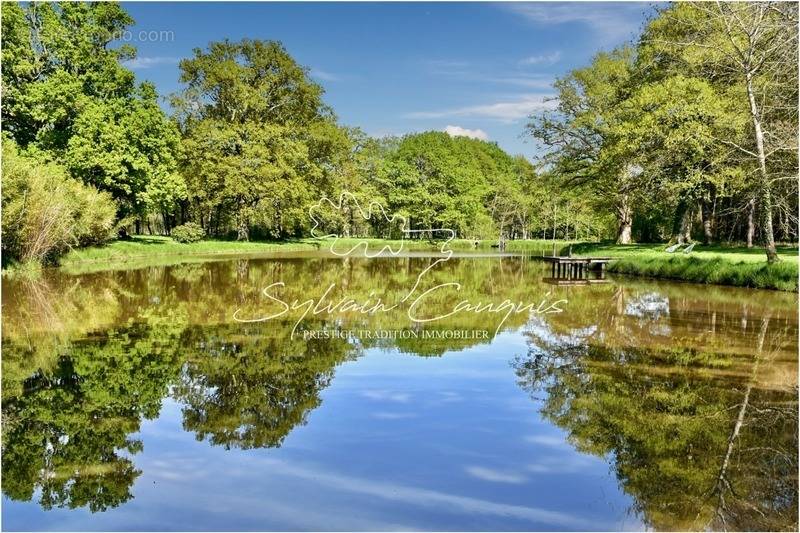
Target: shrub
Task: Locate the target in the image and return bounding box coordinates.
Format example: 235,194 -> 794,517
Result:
171,222 -> 205,243
2,141 -> 117,266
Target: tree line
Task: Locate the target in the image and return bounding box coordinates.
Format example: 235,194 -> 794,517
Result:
1,2 -> 797,266
528,2 -> 798,262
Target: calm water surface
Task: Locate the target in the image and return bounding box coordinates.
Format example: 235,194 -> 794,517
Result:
2,253 -> 797,531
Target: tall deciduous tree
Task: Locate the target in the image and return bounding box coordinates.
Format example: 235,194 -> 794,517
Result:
173,39 -> 341,240
607,76 -> 744,244
527,48 -> 640,244
641,1 -> 799,262
1,2 -> 183,221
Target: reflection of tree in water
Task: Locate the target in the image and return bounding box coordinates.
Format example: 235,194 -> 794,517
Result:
2,257 -> 797,519
1,312 -> 184,512
173,322 -> 360,449
514,315 -> 798,531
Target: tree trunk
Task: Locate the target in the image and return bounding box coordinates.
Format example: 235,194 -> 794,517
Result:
700,199 -> 713,244
616,194 -> 632,244
745,73 -> 779,262
236,199 -> 249,241
746,198 -> 755,248
671,199 -> 692,244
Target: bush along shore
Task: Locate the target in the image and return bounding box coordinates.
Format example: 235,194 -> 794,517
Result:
6,236 -> 796,292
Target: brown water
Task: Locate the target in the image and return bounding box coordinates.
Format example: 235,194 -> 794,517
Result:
2,253 -> 797,531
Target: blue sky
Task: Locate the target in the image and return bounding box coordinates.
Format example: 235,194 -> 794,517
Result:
123,2 -> 655,158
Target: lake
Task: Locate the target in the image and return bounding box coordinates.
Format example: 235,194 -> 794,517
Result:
2,252 -> 797,531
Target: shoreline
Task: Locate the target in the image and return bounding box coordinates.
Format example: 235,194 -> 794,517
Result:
4,236 -> 797,291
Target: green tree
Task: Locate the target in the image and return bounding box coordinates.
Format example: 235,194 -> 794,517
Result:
1,2 -> 184,223
174,39 -> 341,240
376,131 -> 539,240
640,2 -> 798,260
527,47 -> 640,243
607,76 -> 744,244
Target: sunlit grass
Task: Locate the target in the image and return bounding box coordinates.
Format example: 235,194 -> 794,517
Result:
59,235 -> 576,266
566,242 -> 797,291
570,241 -> 798,263
50,235 -> 800,291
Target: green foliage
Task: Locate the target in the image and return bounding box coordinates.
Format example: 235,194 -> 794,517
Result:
1,140 -> 116,266
171,222 -> 205,243
528,5 -> 798,249
174,39 -> 342,240
64,83 -> 184,217
1,2 -> 184,220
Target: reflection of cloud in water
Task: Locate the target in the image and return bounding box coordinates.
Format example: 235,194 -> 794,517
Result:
148,458 -> 211,482
527,454 -> 598,474
255,457 -> 600,529
525,316 -> 598,346
625,293 -> 669,320
362,389 -> 411,403
436,390 -> 463,402
465,465 -> 528,484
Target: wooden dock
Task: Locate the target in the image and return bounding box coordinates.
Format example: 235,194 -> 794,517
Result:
540,256 -> 614,279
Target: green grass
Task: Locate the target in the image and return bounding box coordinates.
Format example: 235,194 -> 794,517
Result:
35,235 -> 800,291
569,241 -> 799,263
58,235 -> 574,266
60,235 -> 321,264
569,241 -> 798,291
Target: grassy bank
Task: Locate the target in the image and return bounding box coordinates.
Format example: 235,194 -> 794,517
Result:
569,242 -> 798,291
57,236 -> 575,266
11,235 -> 798,291
60,235 -> 320,264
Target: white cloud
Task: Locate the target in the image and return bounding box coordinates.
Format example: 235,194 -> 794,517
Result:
444,125 -> 489,141
407,94 -> 557,123
310,68 -> 341,82
486,76 -> 554,89
519,51 -> 562,66
524,434 -> 568,448
123,56 -> 179,69
372,411 -> 417,420
504,3 -> 649,47
465,466 -> 528,484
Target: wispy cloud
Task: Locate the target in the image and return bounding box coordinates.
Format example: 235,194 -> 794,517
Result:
503,2 -> 650,47
423,58 -> 554,89
372,411 -> 417,420
485,75 -> 554,89
310,68 -> 342,82
519,51 -> 562,66
123,56 -> 180,69
423,59 -> 472,76
524,434 -> 568,448
444,125 -> 489,141
407,94 -> 557,123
